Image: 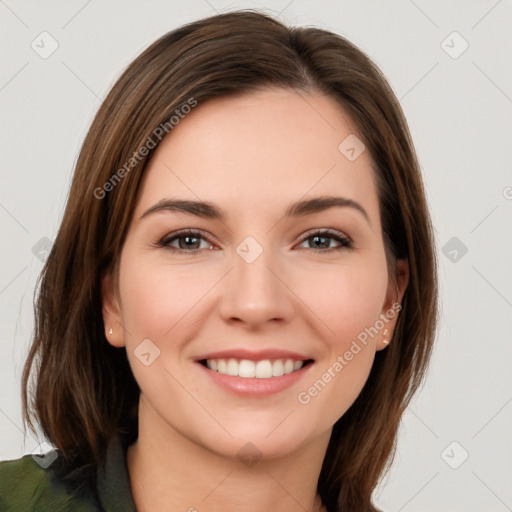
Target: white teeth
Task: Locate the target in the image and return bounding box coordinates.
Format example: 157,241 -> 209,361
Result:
205,358 -> 305,378
272,360 -> 284,376
255,360 -> 272,378
217,359 -> 226,373
284,359 -> 295,374
238,359 -> 256,378
226,358 -> 238,376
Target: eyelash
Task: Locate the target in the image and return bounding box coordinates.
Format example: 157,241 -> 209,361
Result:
155,229 -> 353,254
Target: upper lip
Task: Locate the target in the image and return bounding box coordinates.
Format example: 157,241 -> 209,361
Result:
195,348 -> 313,362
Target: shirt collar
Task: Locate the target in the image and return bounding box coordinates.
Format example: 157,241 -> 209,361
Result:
96,435 -> 137,511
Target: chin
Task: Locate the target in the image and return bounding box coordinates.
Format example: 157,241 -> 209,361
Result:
192,416 -> 318,462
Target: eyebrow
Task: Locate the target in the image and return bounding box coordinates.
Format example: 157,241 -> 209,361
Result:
140,195 -> 370,223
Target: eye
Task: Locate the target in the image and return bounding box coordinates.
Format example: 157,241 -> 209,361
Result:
156,229 -> 213,253
155,228 -> 353,254
297,230 -> 353,252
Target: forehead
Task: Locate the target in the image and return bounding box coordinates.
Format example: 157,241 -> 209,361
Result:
134,87 -> 380,225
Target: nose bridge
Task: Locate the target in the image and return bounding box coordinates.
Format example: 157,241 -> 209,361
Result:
219,234 -> 293,326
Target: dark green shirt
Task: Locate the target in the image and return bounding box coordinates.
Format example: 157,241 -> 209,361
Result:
1,439 -> 386,511
0,435 -> 137,511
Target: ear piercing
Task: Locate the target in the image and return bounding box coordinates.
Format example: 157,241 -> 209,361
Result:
382,328 -> 389,344
108,328 -> 113,335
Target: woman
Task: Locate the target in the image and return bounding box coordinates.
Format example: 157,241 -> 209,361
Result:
0,9 -> 437,512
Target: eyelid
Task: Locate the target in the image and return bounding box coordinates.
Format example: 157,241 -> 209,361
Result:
297,227 -> 352,243
295,228 -> 353,251
156,227 -> 353,253
156,228 -> 216,250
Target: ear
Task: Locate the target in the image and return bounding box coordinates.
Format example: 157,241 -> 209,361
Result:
376,258 -> 409,351
101,270 -> 126,348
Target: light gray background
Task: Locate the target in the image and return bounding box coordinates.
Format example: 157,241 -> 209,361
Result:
1,1 -> 511,510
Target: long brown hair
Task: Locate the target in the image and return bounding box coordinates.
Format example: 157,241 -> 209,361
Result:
22,10 -> 438,511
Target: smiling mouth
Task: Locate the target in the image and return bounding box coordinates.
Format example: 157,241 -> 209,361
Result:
199,358 -> 314,379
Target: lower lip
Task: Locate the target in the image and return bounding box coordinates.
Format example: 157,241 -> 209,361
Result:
196,361 -> 313,397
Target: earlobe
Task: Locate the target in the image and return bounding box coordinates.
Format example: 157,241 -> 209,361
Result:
101,271 -> 125,348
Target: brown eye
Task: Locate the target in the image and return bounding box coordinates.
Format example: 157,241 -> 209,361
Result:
158,229 -> 213,253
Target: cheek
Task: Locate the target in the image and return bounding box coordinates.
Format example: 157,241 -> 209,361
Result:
119,255 -> 211,339
292,256 -> 387,421
298,344 -> 375,430
118,256 -> 211,411
300,255 -> 388,347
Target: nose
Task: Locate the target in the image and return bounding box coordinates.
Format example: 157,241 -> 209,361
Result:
218,242 -> 295,329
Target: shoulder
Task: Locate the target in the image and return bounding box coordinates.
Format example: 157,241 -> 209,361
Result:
0,451 -> 100,511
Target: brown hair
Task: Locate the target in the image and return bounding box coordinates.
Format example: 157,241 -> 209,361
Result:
22,9 -> 438,511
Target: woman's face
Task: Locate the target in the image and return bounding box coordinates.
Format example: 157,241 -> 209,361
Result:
103,87 -> 408,460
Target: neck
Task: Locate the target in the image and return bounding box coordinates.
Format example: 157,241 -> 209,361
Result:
127,395 -> 330,512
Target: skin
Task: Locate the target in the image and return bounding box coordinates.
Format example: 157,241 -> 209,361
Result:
102,87 -> 408,512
